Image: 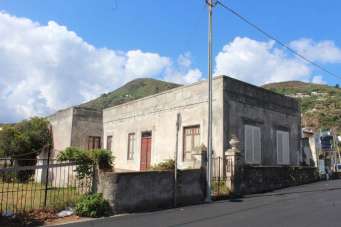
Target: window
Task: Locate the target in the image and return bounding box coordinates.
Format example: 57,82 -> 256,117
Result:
127,133 -> 136,160
276,130 -> 290,164
183,126 -> 200,161
244,125 -> 261,164
88,136 -> 101,150
106,136 -> 112,151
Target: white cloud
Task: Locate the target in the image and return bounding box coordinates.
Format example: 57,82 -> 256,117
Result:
311,75 -> 326,84
177,52 -> 192,68
290,38 -> 341,63
125,50 -> 171,78
2,11 -> 340,123
214,37 -> 311,85
0,12 -> 202,122
163,53 -> 203,84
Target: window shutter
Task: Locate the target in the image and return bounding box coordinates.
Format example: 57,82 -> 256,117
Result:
277,130 -> 290,165
127,133 -> 135,160
277,132 -> 283,164
282,132 -> 290,164
253,127 -> 261,164
244,125 -> 253,163
88,137 -> 93,150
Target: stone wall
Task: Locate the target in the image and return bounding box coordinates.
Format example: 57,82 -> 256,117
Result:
239,165 -> 319,194
98,169 -> 205,213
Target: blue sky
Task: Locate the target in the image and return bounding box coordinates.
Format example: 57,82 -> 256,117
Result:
1,0 -> 341,122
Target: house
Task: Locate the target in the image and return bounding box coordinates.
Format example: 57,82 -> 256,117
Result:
47,106 -> 103,157
103,76 -> 301,173
35,106 -> 102,185
301,128 -> 317,166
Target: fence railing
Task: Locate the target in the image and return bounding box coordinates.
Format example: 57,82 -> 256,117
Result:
0,158 -> 93,214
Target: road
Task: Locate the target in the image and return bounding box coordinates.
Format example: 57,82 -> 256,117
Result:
59,179 -> 341,227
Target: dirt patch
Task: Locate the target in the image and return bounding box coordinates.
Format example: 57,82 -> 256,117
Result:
45,215 -> 81,226
0,209 -> 81,226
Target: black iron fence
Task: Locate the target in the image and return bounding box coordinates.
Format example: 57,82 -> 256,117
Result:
0,158 -> 93,214
211,156 -> 229,198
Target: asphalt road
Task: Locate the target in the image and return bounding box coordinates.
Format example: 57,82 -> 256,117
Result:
59,179 -> 341,227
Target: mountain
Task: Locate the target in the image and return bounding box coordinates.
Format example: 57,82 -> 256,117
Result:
263,81 -> 341,132
79,78 -> 181,110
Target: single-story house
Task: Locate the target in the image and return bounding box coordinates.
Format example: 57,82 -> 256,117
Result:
103,76 -> 301,172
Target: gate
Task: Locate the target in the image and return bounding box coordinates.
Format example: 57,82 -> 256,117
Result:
211,156 -> 230,198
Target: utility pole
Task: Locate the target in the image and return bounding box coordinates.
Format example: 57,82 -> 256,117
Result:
206,0 -> 213,202
174,113 -> 181,207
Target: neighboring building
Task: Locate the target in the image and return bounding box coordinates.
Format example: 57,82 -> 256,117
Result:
301,128 -> 341,172
103,76 -> 301,173
48,106 -> 103,157
301,128 -> 317,166
35,106 -> 102,185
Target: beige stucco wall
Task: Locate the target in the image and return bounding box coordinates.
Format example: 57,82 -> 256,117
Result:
103,77 -> 225,171
103,76 -> 301,172
48,108 -> 74,157
47,107 -> 103,158
71,107 -> 103,150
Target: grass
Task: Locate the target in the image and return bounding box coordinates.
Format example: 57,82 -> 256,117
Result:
79,78 -> 181,110
0,180 -> 91,213
211,180 -> 231,196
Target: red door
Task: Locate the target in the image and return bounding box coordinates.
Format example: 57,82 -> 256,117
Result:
140,132 -> 152,171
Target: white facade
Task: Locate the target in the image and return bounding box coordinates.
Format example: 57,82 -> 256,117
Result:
103,76 -> 301,172
103,77 -> 224,171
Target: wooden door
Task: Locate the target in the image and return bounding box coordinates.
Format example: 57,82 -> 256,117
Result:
140,132 -> 152,171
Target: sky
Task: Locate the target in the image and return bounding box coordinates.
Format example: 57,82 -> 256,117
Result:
1,0 -> 341,123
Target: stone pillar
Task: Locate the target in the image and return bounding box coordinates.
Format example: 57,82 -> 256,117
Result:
225,135 -> 243,195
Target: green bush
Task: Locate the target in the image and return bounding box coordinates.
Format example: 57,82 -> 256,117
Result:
75,193 -> 111,217
90,149 -> 114,170
149,159 -> 175,171
57,147 -> 114,179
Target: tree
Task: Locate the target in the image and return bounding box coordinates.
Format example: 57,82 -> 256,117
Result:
0,117 -> 51,158
0,126 -> 21,158
335,84 -> 340,89
0,117 -> 52,182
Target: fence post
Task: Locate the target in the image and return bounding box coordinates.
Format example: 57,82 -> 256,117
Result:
43,149 -> 51,208
91,164 -> 97,193
218,157 -> 221,195
225,135 -> 242,195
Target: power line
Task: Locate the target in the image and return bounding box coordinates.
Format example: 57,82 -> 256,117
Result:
216,0 -> 341,81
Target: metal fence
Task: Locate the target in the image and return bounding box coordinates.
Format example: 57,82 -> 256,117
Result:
211,156 -> 229,198
0,158 -> 93,214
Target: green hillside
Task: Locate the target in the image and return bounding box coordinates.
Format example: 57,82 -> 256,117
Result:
263,81 -> 341,131
79,78 -> 181,110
